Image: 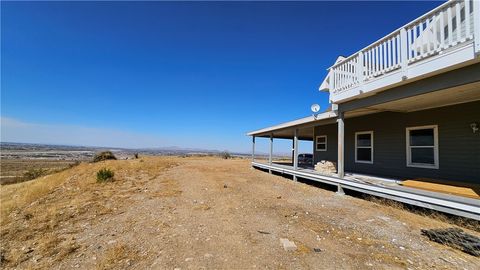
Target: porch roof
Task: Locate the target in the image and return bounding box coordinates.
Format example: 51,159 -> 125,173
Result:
247,111 -> 337,140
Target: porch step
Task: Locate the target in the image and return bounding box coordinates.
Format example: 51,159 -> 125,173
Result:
401,179 -> 480,199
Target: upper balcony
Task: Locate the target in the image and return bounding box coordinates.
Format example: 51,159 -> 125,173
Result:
320,0 -> 480,104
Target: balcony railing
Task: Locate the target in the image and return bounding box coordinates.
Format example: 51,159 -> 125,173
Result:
329,0 -> 479,96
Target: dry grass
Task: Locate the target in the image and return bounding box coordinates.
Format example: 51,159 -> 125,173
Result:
96,243 -> 140,270
1,156 -> 479,269
1,167 -> 73,219
0,157 -> 176,269
0,157 -> 173,220
363,194 -> 480,232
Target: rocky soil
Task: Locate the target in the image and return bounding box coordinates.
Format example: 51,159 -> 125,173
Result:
1,157 -> 479,269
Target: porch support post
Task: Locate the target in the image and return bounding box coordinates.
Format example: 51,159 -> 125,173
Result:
337,112 -> 345,194
291,139 -> 295,164
251,136 -> 255,163
337,112 -> 345,178
293,128 -> 299,181
269,134 -> 273,165
269,134 -> 273,173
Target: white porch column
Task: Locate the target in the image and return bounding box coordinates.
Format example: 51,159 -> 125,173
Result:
269,134 -> 273,173
251,136 -> 256,163
293,128 -> 299,181
337,112 -> 345,178
337,112 -> 345,195
269,134 -> 273,165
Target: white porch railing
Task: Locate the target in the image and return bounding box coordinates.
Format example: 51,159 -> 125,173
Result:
329,0 -> 479,96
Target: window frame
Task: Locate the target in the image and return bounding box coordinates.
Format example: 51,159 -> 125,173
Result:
355,131 -> 374,164
315,135 -> 327,152
406,125 -> 439,169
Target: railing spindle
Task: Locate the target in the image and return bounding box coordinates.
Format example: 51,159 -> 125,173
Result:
474,0 -> 480,53
456,1 -> 462,43
465,0 -> 471,39
368,49 -> 373,78
429,16 -> 433,53
448,5 -> 453,46
422,19 -> 428,57
385,42 -> 389,70
386,39 -> 390,69
396,34 -> 400,65
432,14 -> 438,51
411,25 -> 416,59
440,8 -> 446,48
405,28 -> 411,60
340,64 -> 343,89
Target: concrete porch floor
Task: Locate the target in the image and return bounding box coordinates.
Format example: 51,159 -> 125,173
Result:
271,161 -> 400,187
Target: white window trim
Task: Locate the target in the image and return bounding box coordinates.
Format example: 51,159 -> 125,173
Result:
355,131 -> 374,164
406,125 -> 439,169
315,135 -> 327,151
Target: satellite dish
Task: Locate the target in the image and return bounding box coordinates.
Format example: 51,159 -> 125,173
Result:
311,104 -> 320,113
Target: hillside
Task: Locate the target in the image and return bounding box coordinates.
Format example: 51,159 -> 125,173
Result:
1,156 -> 479,269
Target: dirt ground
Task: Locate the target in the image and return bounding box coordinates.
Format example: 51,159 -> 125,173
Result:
1,156 -> 479,269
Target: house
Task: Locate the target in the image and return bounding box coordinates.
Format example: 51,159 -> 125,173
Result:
247,0 -> 480,219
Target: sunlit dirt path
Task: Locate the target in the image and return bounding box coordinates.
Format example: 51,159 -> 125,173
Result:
1,157 -> 479,269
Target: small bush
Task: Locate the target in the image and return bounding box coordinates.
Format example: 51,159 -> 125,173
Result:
134,153 -> 139,159
93,151 -> 117,163
96,168 -> 114,182
68,161 -> 81,168
220,151 -> 231,159
23,168 -> 47,180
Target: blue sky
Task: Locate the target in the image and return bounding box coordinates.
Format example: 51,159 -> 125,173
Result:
1,1 -> 440,153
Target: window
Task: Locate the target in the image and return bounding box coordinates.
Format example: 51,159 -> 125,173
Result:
406,125 -> 439,169
316,135 -> 327,151
355,131 -> 373,164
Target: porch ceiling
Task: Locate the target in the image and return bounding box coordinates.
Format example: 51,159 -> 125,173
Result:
269,127 -> 315,141
247,111 -> 337,139
249,82 -> 479,138
345,81 -> 480,118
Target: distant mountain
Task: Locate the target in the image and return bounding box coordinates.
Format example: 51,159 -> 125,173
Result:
0,142 -> 291,157
136,146 -> 221,153
0,142 -> 246,156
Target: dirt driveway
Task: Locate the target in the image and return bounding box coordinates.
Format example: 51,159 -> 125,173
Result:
1,157 -> 479,269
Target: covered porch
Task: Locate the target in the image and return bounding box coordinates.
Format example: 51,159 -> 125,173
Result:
251,161 -> 480,220
247,110 -> 339,180
247,80 -> 480,220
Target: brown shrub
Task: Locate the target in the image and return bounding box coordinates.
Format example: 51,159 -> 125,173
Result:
93,151 -> 117,163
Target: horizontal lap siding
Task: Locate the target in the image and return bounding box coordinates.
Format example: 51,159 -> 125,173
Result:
312,101 -> 479,183
345,112 -> 406,178
313,124 -> 338,164
344,101 -> 480,183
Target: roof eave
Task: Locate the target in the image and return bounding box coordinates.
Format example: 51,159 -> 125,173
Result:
246,111 -> 337,137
